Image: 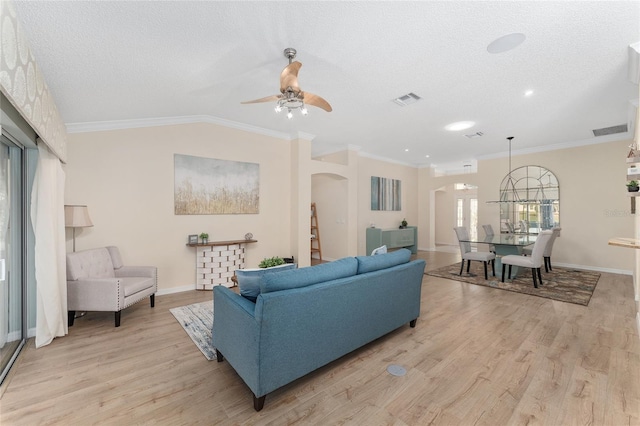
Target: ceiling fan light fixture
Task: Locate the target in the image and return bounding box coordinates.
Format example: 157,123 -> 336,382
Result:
301,106 -> 308,116
275,104 -> 282,113
287,109 -> 293,119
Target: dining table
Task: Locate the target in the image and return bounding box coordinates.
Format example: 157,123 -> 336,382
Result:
459,233 -> 538,279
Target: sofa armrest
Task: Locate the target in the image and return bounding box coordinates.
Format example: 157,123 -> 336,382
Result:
67,278 -> 123,311
115,266 -> 157,279
212,286 -> 261,395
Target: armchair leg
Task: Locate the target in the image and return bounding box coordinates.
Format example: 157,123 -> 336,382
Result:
68,311 -> 76,327
253,395 -> 266,411
215,350 -> 224,362
115,311 -> 121,327
410,319 -> 417,328
150,294 -> 155,308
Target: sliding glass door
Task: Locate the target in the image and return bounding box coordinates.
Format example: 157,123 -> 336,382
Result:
0,135 -> 24,384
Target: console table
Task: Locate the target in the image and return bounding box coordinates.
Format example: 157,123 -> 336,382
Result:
186,239 -> 257,290
366,226 -> 417,255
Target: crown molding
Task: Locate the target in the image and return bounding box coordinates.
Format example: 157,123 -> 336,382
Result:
357,150 -> 419,168
477,132 -> 634,161
65,114 -> 292,140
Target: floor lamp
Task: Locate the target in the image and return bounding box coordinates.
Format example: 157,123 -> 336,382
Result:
64,205 -> 93,252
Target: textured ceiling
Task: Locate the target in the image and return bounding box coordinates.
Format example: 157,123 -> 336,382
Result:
11,1 -> 640,170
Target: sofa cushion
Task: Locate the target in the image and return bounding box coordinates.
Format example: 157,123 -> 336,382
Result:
260,257 -> 358,294
236,263 -> 297,302
356,248 -> 411,274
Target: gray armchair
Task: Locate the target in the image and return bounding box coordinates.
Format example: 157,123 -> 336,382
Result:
66,246 -> 157,327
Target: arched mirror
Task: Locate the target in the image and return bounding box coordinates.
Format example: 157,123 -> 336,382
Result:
498,165 -> 559,233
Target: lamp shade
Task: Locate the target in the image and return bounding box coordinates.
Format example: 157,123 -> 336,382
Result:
64,205 -> 93,228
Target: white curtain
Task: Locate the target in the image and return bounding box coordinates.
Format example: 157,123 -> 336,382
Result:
30,142 -> 67,347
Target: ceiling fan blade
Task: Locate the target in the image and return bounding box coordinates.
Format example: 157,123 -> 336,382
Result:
303,92 -> 332,112
241,94 -> 281,104
280,61 -> 302,92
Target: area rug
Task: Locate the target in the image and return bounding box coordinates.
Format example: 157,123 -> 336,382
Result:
426,262 -> 600,306
170,301 -> 216,360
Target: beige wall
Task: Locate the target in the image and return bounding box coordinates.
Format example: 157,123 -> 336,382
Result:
66,119 -> 636,294
419,139 -> 635,273
357,156 -> 419,255
479,140 -> 634,272
65,122 -> 295,292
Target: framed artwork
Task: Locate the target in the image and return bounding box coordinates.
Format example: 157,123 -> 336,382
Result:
188,234 -> 198,244
174,154 -> 259,215
371,176 -> 401,211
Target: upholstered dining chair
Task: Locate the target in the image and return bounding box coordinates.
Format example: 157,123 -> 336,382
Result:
522,227 -> 561,272
481,224 -> 496,253
501,230 -> 553,288
454,226 -> 496,280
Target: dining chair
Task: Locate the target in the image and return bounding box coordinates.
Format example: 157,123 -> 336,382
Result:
519,220 -> 528,233
481,224 -> 496,253
522,227 -> 561,272
453,226 -> 496,280
505,222 -> 516,233
501,230 -> 553,288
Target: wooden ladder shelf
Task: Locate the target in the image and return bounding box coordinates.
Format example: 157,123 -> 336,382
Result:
310,203 -> 322,261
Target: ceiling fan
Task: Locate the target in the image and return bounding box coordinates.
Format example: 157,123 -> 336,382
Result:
241,48 -> 332,118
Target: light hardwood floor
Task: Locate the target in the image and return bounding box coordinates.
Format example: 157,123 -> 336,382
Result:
1,251 -> 639,425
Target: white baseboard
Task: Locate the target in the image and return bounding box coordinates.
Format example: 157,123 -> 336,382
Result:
553,262 -> 632,276
28,327 -> 36,338
156,284 -> 197,296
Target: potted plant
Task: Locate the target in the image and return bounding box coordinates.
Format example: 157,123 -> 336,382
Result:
400,218 -> 408,229
199,232 -> 209,244
627,180 -> 639,192
259,256 -> 285,268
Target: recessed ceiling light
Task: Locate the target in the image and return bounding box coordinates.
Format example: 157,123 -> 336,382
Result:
487,33 -> 526,54
525,90 -> 534,97
404,148 -> 409,152
445,121 -> 475,131
425,155 -> 430,158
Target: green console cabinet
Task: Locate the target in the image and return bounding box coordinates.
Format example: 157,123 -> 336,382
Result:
366,226 -> 417,255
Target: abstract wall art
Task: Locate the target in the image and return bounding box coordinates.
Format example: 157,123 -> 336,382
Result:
371,176 -> 401,211
174,154 -> 259,215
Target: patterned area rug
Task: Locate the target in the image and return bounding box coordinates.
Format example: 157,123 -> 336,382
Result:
426,262 -> 600,306
170,301 -> 216,360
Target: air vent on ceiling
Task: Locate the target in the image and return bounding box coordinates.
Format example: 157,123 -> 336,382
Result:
592,124 -> 628,137
393,92 -> 421,107
465,132 -> 484,139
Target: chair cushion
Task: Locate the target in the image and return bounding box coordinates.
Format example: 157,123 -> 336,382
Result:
106,246 -> 124,269
236,263 -> 297,302
121,277 -> 156,297
501,254 -> 534,268
356,248 -> 411,274
462,251 -> 496,262
260,257 -> 358,295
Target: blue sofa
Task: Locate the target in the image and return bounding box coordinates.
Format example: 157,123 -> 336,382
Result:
212,248 -> 426,411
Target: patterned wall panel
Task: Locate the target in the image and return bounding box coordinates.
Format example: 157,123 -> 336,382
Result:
0,0 -> 67,162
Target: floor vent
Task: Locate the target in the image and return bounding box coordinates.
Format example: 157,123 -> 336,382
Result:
592,124 -> 628,137
393,93 -> 421,107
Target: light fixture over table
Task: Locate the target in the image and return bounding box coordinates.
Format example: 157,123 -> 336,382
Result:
241,48 -> 332,119
64,205 -> 93,252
